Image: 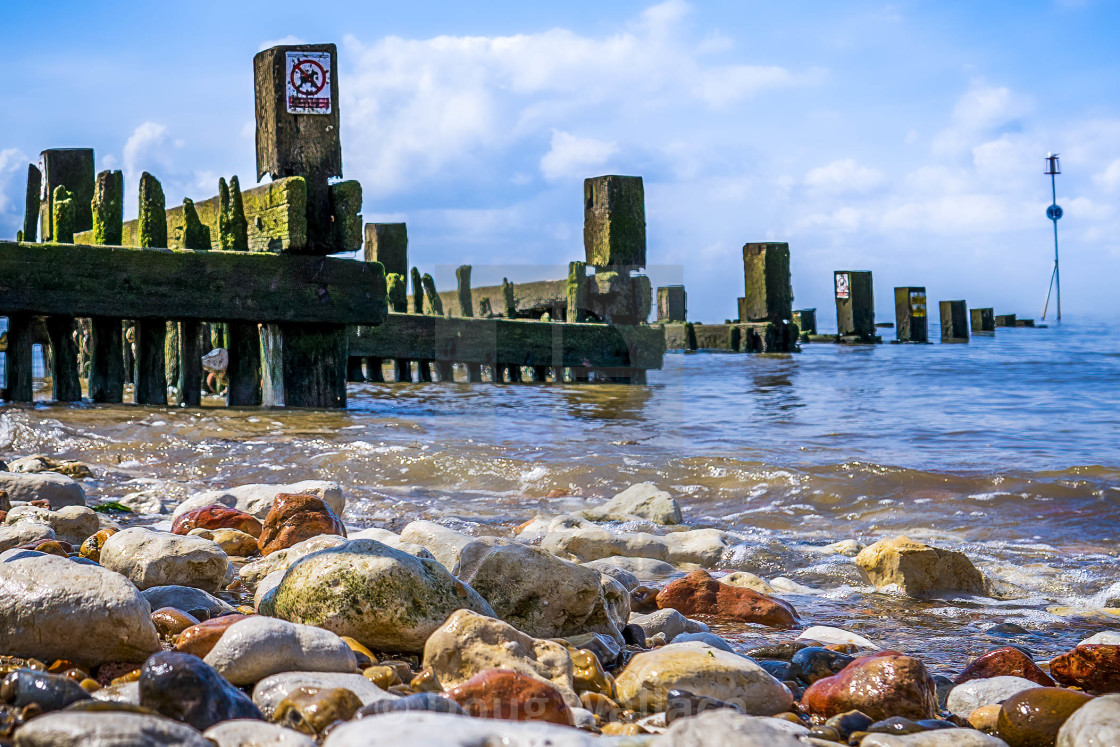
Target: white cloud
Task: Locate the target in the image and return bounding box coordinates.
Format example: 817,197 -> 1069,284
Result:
123,122 -> 173,177
1093,159 -> 1120,192
804,158 -> 885,195
539,131 -> 617,181
0,148 -> 27,216
932,82 -> 1032,157
258,35 -> 306,52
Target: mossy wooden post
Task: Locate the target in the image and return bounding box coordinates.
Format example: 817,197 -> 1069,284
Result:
92,170 -> 124,246
88,316 -> 124,403
38,149 -> 94,242
5,314 -> 35,402
995,314 -> 1017,328
894,287 -> 928,343
255,43 -> 341,253
457,264 -> 482,382
940,300 -> 970,343
386,273 -> 409,382
44,316 -> 81,402
501,278 -> 516,318
364,223 -> 407,276
567,261 -> 589,323
793,308 -> 817,336
971,307 -> 995,332
261,323 -> 347,408
422,274 -> 452,380
742,242 -> 796,352
227,323 -> 262,406
410,268 -> 424,314
23,164 -> 41,242
584,176 -> 645,269
834,270 -> 879,343
51,187 -> 75,244
132,173 -> 169,405
218,177 -> 250,252
173,200 -> 209,406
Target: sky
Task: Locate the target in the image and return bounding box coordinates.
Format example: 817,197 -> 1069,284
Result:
2,0 -> 1119,324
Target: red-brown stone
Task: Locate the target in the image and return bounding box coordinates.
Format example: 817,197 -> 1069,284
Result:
655,569 -> 799,627
446,669 -> 571,725
1050,644 -> 1120,693
173,613 -> 250,658
257,493 -> 346,556
800,652 -> 939,722
954,646 -> 1056,687
172,504 -> 264,538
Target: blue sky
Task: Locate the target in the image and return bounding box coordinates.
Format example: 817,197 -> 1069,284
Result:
2,0 -> 1119,323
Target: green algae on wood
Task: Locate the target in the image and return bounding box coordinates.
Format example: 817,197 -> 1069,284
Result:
410,268 -> 424,314
456,265 -> 473,317
180,198 -> 211,250
386,273 -> 407,313
364,223 -> 407,276
51,186 -> 75,244
421,273 -> 443,316
91,170 -> 124,246
583,175 -> 646,269
329,180 -> 363,254
138,172 -> 167,249
218,177 -> 249,252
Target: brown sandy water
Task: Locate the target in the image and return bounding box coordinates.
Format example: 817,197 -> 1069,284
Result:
3,320 -> 1119,671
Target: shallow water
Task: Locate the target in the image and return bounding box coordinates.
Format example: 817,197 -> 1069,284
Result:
3,319 -> 1119,671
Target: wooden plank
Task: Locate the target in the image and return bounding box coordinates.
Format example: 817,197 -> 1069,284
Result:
134,319 -> 167,405
227,322 -> 262,407
45,316 -> 82,402
348,314 -> 665,370
179,320 -> 203,407
439,278 -> 567,318
88,317 -> 124,403
0,241 -> 387,325
6,313 -> 35,402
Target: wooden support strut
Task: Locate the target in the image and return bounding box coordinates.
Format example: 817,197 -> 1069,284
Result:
5,313 -> 35,402
88,317 -> 124,403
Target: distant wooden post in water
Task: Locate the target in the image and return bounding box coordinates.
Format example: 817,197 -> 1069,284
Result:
971,307 -> 995,333
834,271 -> 879,343
995,314 -> 1017,328
793,309 -> 816,336
657,286 -> 686,323
940,300 -> 970,343
894,287 -> 928,343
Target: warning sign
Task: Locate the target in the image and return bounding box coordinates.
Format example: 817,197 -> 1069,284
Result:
835,273 -> 850,300
909,291 -> 927,317
285,52 -> 331,114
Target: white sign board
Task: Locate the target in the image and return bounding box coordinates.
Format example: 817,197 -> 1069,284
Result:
835,273 -> 850,300
285,51 -> 332,115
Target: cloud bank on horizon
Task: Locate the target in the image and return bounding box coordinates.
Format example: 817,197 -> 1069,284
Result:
1,0 -> 1118,322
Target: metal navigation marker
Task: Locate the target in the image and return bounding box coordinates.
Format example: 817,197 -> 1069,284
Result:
1042,153 -> 1062,322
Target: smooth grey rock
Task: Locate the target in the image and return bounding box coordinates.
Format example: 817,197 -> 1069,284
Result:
946,676 -> 1040,717
12,711 -> 211,747
140,585 -> 235,618
347,527 -> 435,559
0,522 -> 55,552
630,608 -> 708,642
583,555 -> 683,583
0,471 -> 85,508
118,489 -> 173,515
204,720 -> 316,747
582,560 -> 640,591
92,682 -> 141,705
322,711 -> 597,747
100,527 -> 228,591
859,731 -> 1008,746
662,528 -> 740,567
0,553 -> 160,667
673,632 -> 736,652
399,520 -> 483,571
252,672 -> 398,719
662,710 -> 810,746
204,616 -> 357,685
1057,693 -> 1120,746
173,480 -> 344,522
540,526 -> 671,563
581,483 -> 683,525
797,625 -> 881,650
268,539 -> 494,653
240,534 -> 348,590
5,504 -> 98,545
1079,631 -> 1120,647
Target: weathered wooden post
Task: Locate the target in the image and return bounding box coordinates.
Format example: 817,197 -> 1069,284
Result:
174,199 -> 209,406
361,223 -> 407,382
567,261 -> 589,323
38,149 -> 94,242
940,300 -> 970,342
656,286 -> 686,322
5,314 -> 35,402
40,184 -> 81,401
51,187 -> 75,244
741,242 -> 797,352
456,265 -> 483,382
995,314 -> 1017,328
893,287 -> 928,343
834,271 -> 879,343
214,178 -> 263,406
134,172 -> 168,405
792,308 -> 816,335
386,273 -> 410,382
22,164 -> 41,242
971,307 -> 995,332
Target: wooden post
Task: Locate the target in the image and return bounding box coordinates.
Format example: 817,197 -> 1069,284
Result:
138,173 -> 167,249
92,170 -> 124,245
38,149 -> 94,242
227,322 -> 262,406
995,314 -> 1017,328
971,307 -> 995,332
347,357 -> 366,382
421,274 -> 443,315
134,319 -> 167,405
5,314 -> 35,402
501,278 -> 516,318
51,187 -> 75,244
365,223 -> 407,276
261,324 -> 347,407
386,273 -> 410,383
792,308 -> 817,335
411,268 -> 424,314
255,43 -> 342,253
456,265 -> 473,317
584,175 -> 645,269
218,177 -> 250,251
567,261 -> 589,322
43,316 -> 81,401
436,361 -> 454,382
395,359 -> 412,383
684,322 -> 698,351
88,317 -> 124,403
940,300 -> 970,343
364,357 -> 384,382
23,164 -> 40,242
742,243 -> 791,322
893,287 -> 928,343
656,286 -> 686,322
834,271 -> 879,343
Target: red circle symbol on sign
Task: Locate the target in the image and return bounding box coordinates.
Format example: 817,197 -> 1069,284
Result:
290,58 -> 327,96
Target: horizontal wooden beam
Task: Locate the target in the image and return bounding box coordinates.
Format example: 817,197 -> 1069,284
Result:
0,241 -> 386,325
350,314 -> 664,370
437,278 -> 566,317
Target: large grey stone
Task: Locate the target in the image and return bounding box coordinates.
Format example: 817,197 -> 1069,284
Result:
0,471 -> 84,508
580,482 -> 683,525
859,731 -> 1008,746
946,676 -> 1040,717
5,504 -> 98,545
13,711 -> 211,747
0,553 -> 161,667
140,585 -> 235,618
203,720 -> 316,747
321,711 -> 597,747
347,527 -> 435,559
266,538 -> 494,653
172,480 -> 344,521
540,525 -> 671,563
0,522 -> 54,552
630,608 -> 708,642
583,555 -> 683,583
662,710 -> 810,746
252,672 -> 398,718
100,527 -> 228,591
204,616 -> 357,685
1057,693 -> 1120,746
455,538 -> 628,642
239,534 -> 348,589
399,520 -> 484,571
